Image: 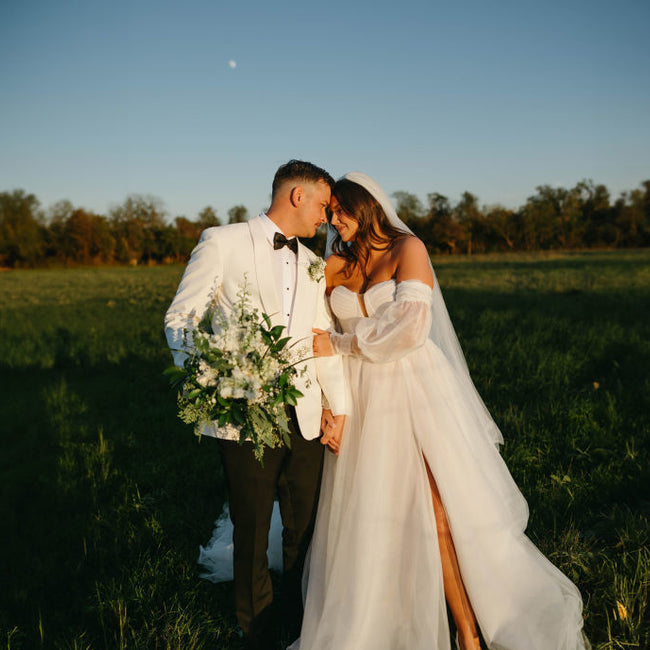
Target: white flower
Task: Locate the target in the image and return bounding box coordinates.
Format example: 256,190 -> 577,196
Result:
196,360 -> 218,387
307,257 -> 326,282
219,381 -> 234,399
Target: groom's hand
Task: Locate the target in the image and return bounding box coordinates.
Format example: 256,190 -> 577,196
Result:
320,408 -> 345,455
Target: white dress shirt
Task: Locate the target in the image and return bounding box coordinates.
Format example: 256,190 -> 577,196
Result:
259,212 -> 297,329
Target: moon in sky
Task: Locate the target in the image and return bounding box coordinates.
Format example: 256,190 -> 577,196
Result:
228,60 -> 237,69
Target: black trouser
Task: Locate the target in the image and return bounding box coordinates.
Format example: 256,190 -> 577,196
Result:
217,413 -> 324,647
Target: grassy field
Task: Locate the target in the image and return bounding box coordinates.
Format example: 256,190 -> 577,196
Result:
1,250 -> 649,649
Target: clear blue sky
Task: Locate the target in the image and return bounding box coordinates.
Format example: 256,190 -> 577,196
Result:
1,0 -> 649,222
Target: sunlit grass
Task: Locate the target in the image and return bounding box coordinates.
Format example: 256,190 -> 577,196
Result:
1,251 -> 649,648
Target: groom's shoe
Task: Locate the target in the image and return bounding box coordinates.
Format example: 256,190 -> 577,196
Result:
243,637 -> 274,650
243,630 -> 280,650
244,604 -> 281,650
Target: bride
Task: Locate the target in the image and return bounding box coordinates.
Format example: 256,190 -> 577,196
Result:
291,172 -> 589,649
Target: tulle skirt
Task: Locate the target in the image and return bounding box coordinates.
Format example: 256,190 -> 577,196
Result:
288,340 -> 588,650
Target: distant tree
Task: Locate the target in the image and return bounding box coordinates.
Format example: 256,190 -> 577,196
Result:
393,190 -> 432,247
484,205 -> 517,250
561,184 -> 593,248
228,205 -> 249,224
521,182 -> 604,250
65,210 -> 115,263
454,192 -> 485,254
0,189 -> 44,267
153,225 -> 190,263
172,216 -> 202,259
91,214 -> 115,262
110,195 -> 166,264
574,180 -> 613,246
426,193 -> 464,254
197,206 -> 220,228
521,185 -> 568,250
393,191 -> 425,228
47,199 -> 75,225
44,203 -> 115,265
175,216 -> 202,241
615,180 -> 650,247
46,200 -> 75,261
428,193 -> 452,219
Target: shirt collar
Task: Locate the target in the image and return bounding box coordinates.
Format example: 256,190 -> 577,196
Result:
259,212 -> 298,253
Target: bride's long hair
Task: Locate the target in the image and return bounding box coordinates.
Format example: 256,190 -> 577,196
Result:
330,179 -> 409,279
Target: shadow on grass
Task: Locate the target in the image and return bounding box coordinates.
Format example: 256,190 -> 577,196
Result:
0,358 -> 239,648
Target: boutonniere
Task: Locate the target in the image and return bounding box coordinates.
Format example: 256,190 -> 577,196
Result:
307,257 -> 326,283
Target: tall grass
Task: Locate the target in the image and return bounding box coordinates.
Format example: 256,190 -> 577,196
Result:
1,250 -> 649,648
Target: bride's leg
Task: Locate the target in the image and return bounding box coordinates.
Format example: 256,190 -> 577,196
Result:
424,458 -> 481,650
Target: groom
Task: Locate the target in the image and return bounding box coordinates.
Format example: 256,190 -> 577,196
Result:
165,160 -> 348,649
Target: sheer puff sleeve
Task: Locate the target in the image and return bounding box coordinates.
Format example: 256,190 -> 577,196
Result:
330,280 -> 433,363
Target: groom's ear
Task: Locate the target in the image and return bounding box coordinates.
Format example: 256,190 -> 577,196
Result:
289,185 -> 304,208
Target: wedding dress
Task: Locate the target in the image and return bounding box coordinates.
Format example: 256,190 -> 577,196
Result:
287,278 -> 588,650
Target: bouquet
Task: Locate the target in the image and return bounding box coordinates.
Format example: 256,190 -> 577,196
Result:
165,280 -> 306,464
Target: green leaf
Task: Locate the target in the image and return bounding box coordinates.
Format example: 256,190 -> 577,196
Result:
163,366 -> 186,379
277,410 -> 290,433
238,425 -> 251,445
274,337 -> 291,351
269,325 -> 285,340
280,429 -> 292,447
232,404 -> 245,425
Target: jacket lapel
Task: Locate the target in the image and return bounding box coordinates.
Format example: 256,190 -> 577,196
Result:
248,216 -> 282,326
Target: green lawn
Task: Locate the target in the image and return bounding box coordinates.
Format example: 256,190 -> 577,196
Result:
1,250 -> 649,649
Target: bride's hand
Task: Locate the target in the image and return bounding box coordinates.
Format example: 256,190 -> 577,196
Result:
312,328 -> 334,357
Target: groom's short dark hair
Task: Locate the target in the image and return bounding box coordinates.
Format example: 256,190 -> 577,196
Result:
272,160 -> 335,198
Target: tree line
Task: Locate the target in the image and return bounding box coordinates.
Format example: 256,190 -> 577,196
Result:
1,179 -> 649,268
0,193 -> 249,268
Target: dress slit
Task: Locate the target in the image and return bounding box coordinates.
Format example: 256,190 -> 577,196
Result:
424,455 -> 481,648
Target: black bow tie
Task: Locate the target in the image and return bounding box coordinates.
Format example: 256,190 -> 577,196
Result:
273,232 -> 298,254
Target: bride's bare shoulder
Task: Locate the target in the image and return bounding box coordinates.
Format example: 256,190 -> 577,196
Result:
394,236 -> 434,288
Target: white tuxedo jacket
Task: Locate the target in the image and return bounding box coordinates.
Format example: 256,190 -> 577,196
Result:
164,216 -> 350,441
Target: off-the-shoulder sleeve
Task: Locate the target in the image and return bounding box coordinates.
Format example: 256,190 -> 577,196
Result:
330,280 -> 433,363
